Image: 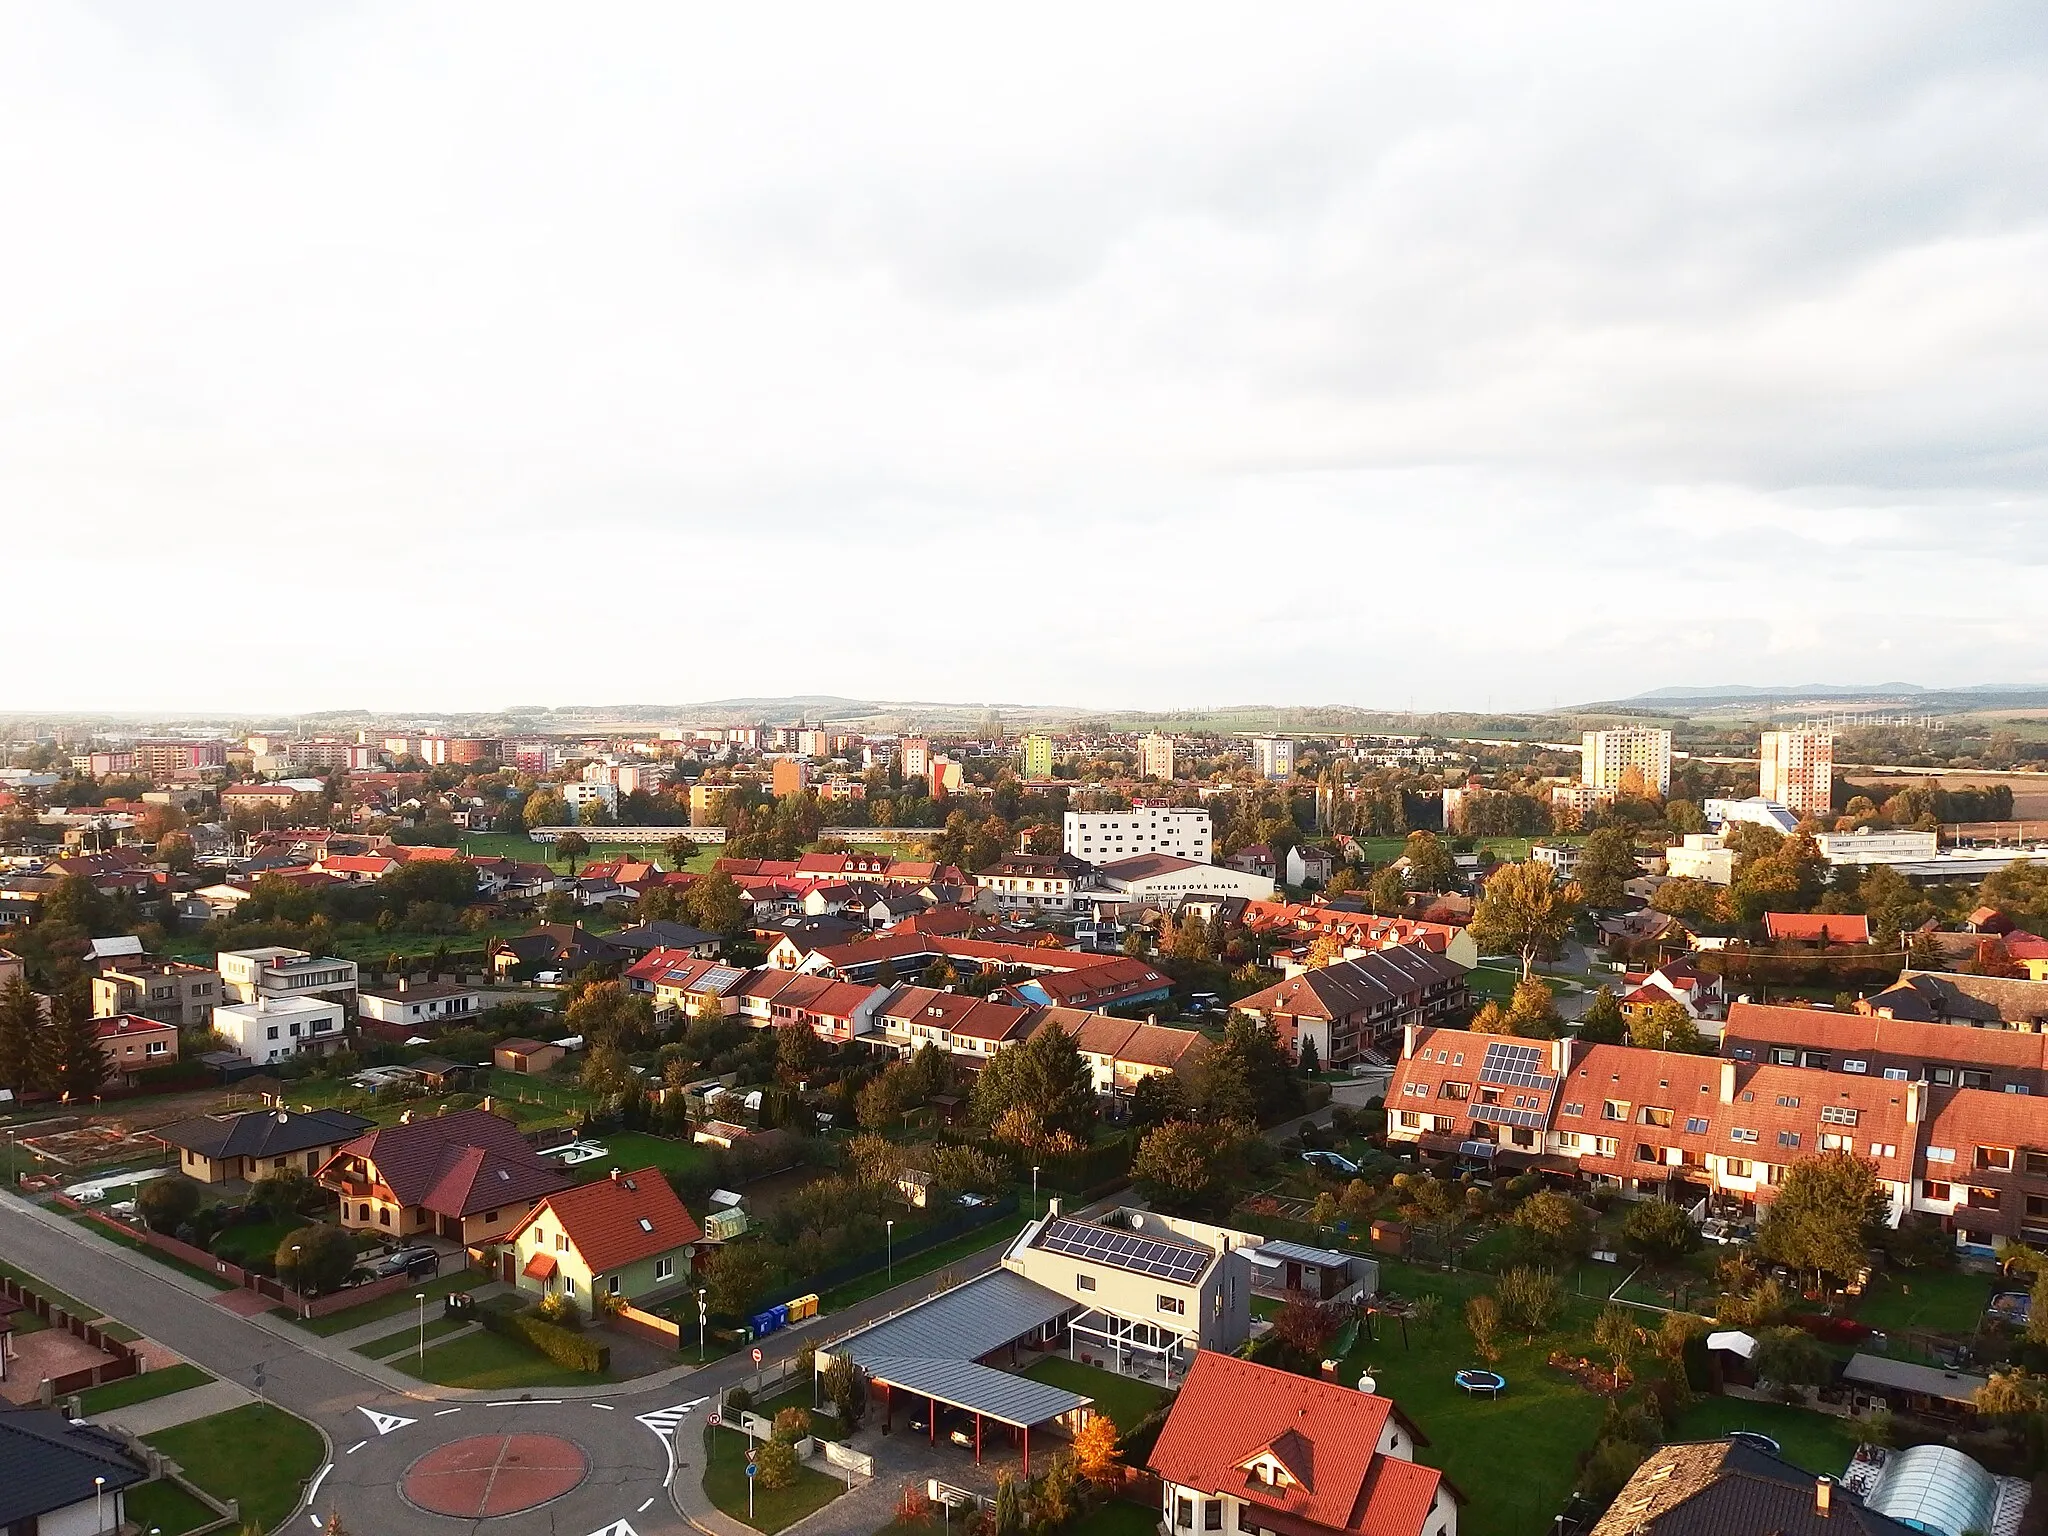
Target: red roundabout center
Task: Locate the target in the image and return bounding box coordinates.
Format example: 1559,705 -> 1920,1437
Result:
402,1433 -> 591,1518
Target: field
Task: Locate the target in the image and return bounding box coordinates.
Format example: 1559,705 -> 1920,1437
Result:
145,1403 -> 325,1534
449,830 -> 726,873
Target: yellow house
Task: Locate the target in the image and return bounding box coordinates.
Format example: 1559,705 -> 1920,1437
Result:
504,1167 -> 702,1306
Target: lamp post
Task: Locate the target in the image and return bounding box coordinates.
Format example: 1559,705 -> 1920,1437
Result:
1032,1165 -> 1040,1218
94,1476 -> 105,1532
292,1244 -> 306,1320
416,1291 -> 427,1361
698,1287 -> 707,1362
886,1219 -> 894,1284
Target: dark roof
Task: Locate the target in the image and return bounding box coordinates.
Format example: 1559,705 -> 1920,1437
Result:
608,921 -> 721,955
1238,943 -> 1467,1021
157,1106 -> 374,1160
327,1108 -> 571,1217
1589,1439 -> 1916,1536
0,1405 -> 148,1526
1869,970 -> 2048,1027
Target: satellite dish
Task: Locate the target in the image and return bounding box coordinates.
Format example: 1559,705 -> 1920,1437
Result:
1129,1213 -> 1145,1228
1357,1372 -> 1376,1394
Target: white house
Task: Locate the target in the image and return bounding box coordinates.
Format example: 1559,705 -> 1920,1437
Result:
1664,833 -> 1735,884
213,995 -> 349,1064
356,979 -> 482,1030
217,947 -> 359,1005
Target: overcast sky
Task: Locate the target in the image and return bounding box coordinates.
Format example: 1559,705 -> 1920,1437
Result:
6,3 -> 2047,716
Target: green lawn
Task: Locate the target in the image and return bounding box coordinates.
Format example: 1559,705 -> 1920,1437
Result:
1671,1396 -> 1861,1477
1065,1503 -> 1166,1536
701,1424 -> 846,1533
0,1257 -> 96,1319
354,1314 -> 474,1357
1854,1269 -> 1992,1335
145,1403 -> 325,1534
1467,967 -> 1522,1004
563,1130 -> 714,1184
283,1268 -> 480,1336
393,1327 -> 612,1389
76,1364 -> 214,1416
208,1217 -> 306,1271
1023,1357 -> 1169,1433
123,1477 -> 219,1536
1334,1269 -> 1608,1536
456,831 -> 725,875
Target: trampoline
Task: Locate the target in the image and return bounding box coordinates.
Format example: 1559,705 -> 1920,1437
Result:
1727,1431 -> 1781,1455
1455,1369 -> 1506,1398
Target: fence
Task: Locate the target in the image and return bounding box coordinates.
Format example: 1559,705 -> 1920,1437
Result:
0,1274 -> 142,1398
824,1441 -> 874,1477
609,1303 -> 683,1351
765,1193 -> 1018,1307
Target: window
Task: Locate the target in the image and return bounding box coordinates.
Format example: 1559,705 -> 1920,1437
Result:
1602,1100 -> 1629,1121
1562,1102 -> 1583,1117
1821,1134 -> 1853,1152
2026,1195 -> 2048,1220
1077,1274 -> 1097,1291
1594,1137 -> 1619,1158
1971,1187 -> 2003,1210
1177,1498 -> 1195,1528
1963,1070 -> 1992,1089
1820,1105 -> 1858,1126
1729,1127 -> 1758,1144
1639,1107 -> 1673,1128
1158,1295 -> 1186,1315
1771,1048 -> 1797,1066
1778,1131 -> 1801,1149
2008,1084 -> 2033,1096
1869,1142 -> 1897,1158
1978,1147 -> 2014,1172
1204,1503 -> 1222,1531
564,1277 -> 577,1297
1685,1117 -> 1709,1134
379,1208 -> 391,1226
655,1257 -> 674,1281
1843,1059 -> 1868,1074
1883,1068 -> 1909,1081
1801,1051 -> 1830,1070
1731,1047 -> 1755,1061
1776,1095 -> 1801,1108
555,1234 -> 568,1252
1924,1180 -> 1953,1202
1928,1146 -> 1955,1163
1725,1158 -> 1753,1179
2027,1152 -> 2048,1178
1635,1144 -> 1661,1163
1933,1067 -> 1956,1086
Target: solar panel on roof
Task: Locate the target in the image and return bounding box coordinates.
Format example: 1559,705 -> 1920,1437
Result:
1037,1217 -> 1209,1284
1471,1103 -> 1547,1130
1480,1042 -> 1557,1092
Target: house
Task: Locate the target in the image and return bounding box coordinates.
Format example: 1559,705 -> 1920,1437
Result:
357,979 -> 482,1031
1040,1008 -> 1209,1094
623,951 -> 749,1021
1860,971 -> 2048,1031
607,921 -> 722,960
1723,1000 -> 2048,1093
178,882 -> 252,923
157,1106 -> 374,1184
1003,956 -> 1174,1013
502,1165 -> 702,1304
1235,945 -> 1471,1067
1227,844 -> 1277,880
94,1014 -> 178,1084
0,1404 -> 149,1536
1590,1437 -> 1916,1536
213,995 -> 349,1065
974,853 -> 1092,914
1765,913 -> 1873,947
495,1037 -> 565,1074
217,946 -> 359,1005
872,987 -> 1037,1060
1616,957 -> 1726,1024
317,1108 -> 572,1243
90,959 -> 219,1028
1284,844 -> 1337,887
488,923 -> 628,981
1149,1351 -> 1461,1536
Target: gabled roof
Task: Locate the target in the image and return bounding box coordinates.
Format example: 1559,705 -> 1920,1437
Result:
1589,1438 -> 1915,1536
1868,970 -> 2048,1028
158,1106 -> 374,1160
0,1405 -> 148,1526
326,1108 -> 570,1217
520,1167 -> 701,1274
1239,944 -> 1465,1021
1149,1352 -> 1452,1536
1765,913 -> 1872,945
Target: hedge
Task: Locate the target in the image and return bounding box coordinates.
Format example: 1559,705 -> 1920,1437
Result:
477,1307 -> 610,1374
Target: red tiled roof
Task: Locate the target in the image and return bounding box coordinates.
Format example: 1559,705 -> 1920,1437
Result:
324,1109 -> 571,1218
93,1014 -> 176,1040
520,1167 -> 701,1274
1764,913 -> 1872,944
523,1251 -> 556,1279
1725,1001 -> 2048,1085
1149,1352 -> 1452,1536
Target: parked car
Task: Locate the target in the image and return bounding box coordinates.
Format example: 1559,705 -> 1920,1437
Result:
355,1244 -> 441,1283
1302,1149 -> 1362,1177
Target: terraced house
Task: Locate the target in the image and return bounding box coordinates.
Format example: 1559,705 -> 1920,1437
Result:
1235,944 -> 1471,1068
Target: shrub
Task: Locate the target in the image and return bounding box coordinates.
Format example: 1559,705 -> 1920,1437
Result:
1465,1294 -> 1502,1364
725,1386 -> 753,1414
1621,1199 -> 1701,1264
137,1176 -> 201,1235
477,1307 -> 609,1373
894,1484 -> 936,1527
534,1292 -> 581,1327
773,1407 -> 811,1441
1495,1267 -> 1565,1336
754,1434 -> 798,1490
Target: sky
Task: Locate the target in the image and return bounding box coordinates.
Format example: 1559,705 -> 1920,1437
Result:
5,3 -> 2047,717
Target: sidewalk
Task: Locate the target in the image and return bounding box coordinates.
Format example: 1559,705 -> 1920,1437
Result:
90,1377 -> 255,1436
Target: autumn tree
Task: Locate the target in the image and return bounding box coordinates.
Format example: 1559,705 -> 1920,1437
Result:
1511,1190 -> 1591,1262
684,869 -> 746,933
553,830 -> 590,872
972,1023 -> 1097,1144
1403,831 -> 1458,892
1628,999 -> 1704,1053
1071,1413 -> 1122,1485
1574,827 -> 1639,909
1756,1151 -> 1891,1296
1471,860 -> 1582,979
1577,985 -> 1628,1044
1132,1119 -> 1243,1215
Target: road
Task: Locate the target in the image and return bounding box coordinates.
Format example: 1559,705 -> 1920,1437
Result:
0,1187 -> 1060,1536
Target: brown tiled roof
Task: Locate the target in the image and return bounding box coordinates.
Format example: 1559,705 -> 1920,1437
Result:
327,1109 -> 570,1217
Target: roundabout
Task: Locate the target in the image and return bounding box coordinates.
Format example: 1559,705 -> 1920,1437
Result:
402,1433 -> 591,1518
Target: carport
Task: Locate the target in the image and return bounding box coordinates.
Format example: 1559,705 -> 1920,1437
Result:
862,1355 -> 1088,1473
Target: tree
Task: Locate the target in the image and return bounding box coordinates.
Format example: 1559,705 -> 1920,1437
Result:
1576,986 -> 1628,1044
971,1022 -> 1097,1144
523,789 -> 568,829
684,870 -> 746,934
277,1222 -> 358,1294
1195,1013 -> 1302,1122
0,974 -> 38,1095
1502,978 -> 1563,1038
43,989 -> 106,1102
1132,1120 -> 1243,1214
1511,1190 -> 1591,1262
663,833 -> 699,869
1368,864 -> 1407,916
1593,1303 -> 1640,1381
1130,1071 -> 1191,1128
138,1175 -> 202,1234
822,1356 -> 869,1432
578,798 -> 616,829
1298,1035 -> 1320,1075
1622,1199 -> 1701,1263
703,1242 -> 771,1318
553,830 -> 591,873
156,829 -> 196,872
1980,861 -> 2048,934
1071,1413 -> 1122,1485
1471,860 -> 1581,979
1402,831 -> 1457,892
1628,999 -> 1703,1053
1753,1325 -> 1829,1390
1465,1293 -> 1502,1364
775,1019 -> 824,1081
1574,828 -> 1639,909
1756,1151 -> 1890,1295
1304,933 -> 1346,971
1650,877 -> 1725,925
1271,1297 -> 1343,1360
753,1433 -> 798,1490
1168,913 -> 1212,963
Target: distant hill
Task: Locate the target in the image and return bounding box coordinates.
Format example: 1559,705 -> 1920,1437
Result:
1570,683 -> 2048,714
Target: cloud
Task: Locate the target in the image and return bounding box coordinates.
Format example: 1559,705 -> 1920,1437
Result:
3,2 -> 2045,714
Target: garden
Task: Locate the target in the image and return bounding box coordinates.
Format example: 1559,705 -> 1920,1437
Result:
144,1402 -> 326,1533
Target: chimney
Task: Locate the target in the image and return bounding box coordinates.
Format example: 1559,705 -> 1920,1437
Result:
1719,1059 -> 1736,1104
1906,1079 -> 1925,1126
1046,1197 -> 1063,1219
1552,1035 -> 1575,1076
610,1168 -> 622,1184
1402,1022 -> 1418,1060
1815,1476 -> 1833,1517
398,977 -> 408,993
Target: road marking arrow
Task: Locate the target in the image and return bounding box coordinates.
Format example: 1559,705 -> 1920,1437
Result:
357,1406 -> 417,1435
585,1523 -> 640,1536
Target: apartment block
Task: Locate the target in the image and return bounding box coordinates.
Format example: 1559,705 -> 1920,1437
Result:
1139,732 -> 1176,782
1760,730 -> 1834,819
1249,735 -> 1295,781
1020,733 -> 1055,780
1064,806 -> 1212,864
1581,727 -> 1672,798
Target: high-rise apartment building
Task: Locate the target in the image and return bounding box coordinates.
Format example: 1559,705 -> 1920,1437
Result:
902,738 -> 932,783
1759,730 -> 1834,818
1020,734 -> 1055,780
1250,736 -> 1295,781
1139,732 -> 1176,782
1064,806 -> 1213,864
1580,727 -> 1672,798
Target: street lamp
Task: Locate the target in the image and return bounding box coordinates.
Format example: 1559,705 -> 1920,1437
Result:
697,1287 -> 707,1362
1032,1165 -> 1040,1218
416,1291 -> 427,1361
94,1476 -> 105,1532
886,1219 -> 894,1284
292,1245 -> 306,1320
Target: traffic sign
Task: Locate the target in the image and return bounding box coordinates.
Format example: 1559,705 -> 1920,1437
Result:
751,1347 -> 762,1365
746,1460 -> 758,1479
710,1411 -> 722,1428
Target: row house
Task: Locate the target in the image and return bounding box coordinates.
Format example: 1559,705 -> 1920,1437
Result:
1722,1002 -> 2048,1095
1235,945 -> 1471,1068
1859,971 -> 2048,1032
732,970 -> 886,1042
622,950 -> 749,1020
1243,902 -> 1480,972
874,987 -> 1036,1060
